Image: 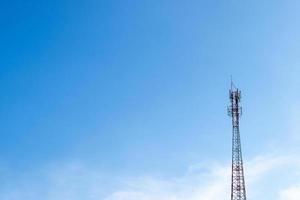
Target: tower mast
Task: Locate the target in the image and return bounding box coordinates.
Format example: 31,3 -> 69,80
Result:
228,82 -> 247,200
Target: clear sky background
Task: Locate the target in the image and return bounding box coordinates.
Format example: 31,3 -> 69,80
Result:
1,0 -> 300,199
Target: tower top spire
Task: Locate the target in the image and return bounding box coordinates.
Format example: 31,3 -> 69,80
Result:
230,76 -> 238,91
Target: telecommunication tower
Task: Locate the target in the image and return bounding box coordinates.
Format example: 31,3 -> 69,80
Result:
228,82 -> 247,200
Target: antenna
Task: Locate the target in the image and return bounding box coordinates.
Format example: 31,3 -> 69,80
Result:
230,76 -> 237,90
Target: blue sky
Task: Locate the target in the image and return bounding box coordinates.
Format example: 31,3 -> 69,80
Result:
1,0 -> 300,199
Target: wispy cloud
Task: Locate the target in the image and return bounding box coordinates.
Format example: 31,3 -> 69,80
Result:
1,154 -> 300,200
105,154 -> 300,200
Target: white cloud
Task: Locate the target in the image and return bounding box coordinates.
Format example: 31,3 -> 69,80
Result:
105,154 -> 300,200
1,154 -> 300,200
279,186 -> 300,200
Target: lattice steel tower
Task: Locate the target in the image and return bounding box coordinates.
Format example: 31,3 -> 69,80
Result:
228,82 -> 247,200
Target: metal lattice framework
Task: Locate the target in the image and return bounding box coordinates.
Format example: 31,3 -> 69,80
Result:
228,84 -> 247,200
